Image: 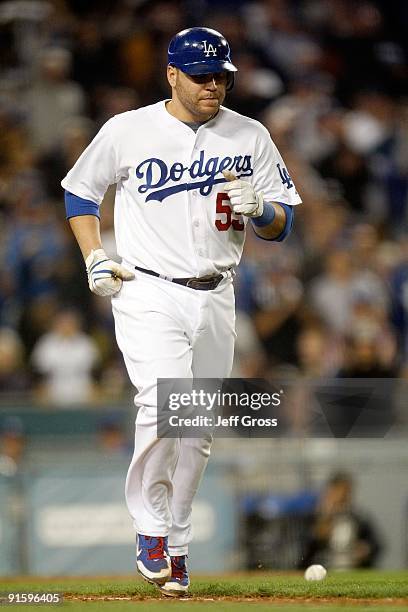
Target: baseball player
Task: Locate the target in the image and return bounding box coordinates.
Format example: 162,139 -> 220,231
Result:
61,27 -> 301,596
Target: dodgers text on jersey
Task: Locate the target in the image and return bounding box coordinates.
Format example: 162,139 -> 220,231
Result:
135,150 -> 253,202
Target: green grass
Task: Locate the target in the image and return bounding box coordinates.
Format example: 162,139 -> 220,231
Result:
2,571 -> 408,599
0,571 -> 407,610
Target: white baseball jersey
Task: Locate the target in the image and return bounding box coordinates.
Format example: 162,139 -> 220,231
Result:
61,101 -> 301,277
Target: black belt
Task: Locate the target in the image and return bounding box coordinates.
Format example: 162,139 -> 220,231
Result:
134,266 -> 224,291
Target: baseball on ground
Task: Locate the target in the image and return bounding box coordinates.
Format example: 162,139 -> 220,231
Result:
304,564 -> 327,581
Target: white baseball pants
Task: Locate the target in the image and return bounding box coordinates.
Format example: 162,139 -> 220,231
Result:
111,270 -> 235,555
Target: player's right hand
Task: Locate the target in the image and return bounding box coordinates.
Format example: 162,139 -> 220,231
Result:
85,249 -> 135,296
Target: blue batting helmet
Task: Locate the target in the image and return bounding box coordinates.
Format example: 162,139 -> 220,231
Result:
168,27 -> 237,78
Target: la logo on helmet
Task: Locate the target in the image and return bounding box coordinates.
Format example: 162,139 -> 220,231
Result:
202,40 -> 217,57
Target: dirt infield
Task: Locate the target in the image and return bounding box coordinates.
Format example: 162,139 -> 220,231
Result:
64,595 -> 408,605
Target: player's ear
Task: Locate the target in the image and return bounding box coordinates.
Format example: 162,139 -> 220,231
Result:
167,65 -> 177,88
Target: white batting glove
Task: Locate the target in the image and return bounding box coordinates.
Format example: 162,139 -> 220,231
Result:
223,171 -> 264,218
85,249 -> 135,297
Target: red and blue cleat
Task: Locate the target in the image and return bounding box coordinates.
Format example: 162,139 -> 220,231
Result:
160,555 -> 190,597
136,535 -> 171,585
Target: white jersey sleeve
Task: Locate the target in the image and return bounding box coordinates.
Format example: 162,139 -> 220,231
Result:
61,118 -> 120,205
252,125 -> 302,207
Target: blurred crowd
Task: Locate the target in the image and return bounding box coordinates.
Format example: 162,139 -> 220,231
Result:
0,0 -> 407,407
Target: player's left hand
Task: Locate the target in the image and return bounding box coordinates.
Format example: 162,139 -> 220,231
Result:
223,171 -> 264,218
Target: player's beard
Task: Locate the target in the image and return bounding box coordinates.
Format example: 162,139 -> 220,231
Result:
175,81 -> 226,121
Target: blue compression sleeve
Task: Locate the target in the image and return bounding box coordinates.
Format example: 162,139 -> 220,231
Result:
65,191 -> 100,220
251,202 -> 275,227
274,203 -> 294,242
252,202 -> 294,242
